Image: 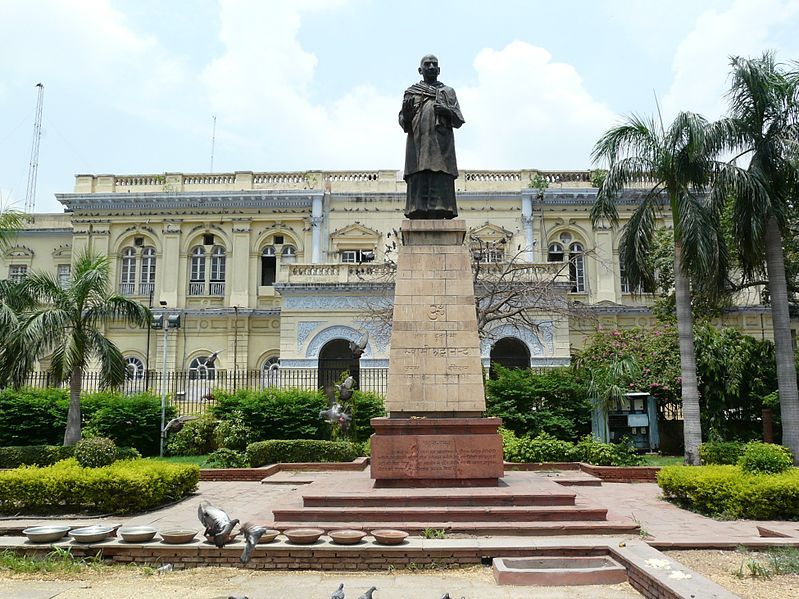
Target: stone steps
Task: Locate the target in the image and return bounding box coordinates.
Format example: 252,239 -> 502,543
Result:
272,505 -> 608,523
300,490 -> 577,507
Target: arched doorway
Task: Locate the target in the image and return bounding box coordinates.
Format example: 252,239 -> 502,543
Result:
317,339 -> 360,395
489,337 -> 530,378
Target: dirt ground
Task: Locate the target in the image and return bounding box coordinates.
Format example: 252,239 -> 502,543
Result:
0,565 -> 642,598
666,549 -> 799,599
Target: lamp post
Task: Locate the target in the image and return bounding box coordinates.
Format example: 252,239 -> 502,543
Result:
155,301 -> 181,457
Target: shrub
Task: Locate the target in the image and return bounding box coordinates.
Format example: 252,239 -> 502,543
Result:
486,366 -> 590,440
0,389 -> 173,455
0,445 -> 74,468
0,388 -> 68,446
699,441 -> 746,465
205,448 -> 248,468
212,412 -> 252,451
348,391 -> 386,443
739,442 -> 794,475
82,392 -> 174,456
116,447 -> 142,461
0,458 -> 199,513
503,432 -> 574,463
501,429 -> 642,466
572,435 -> 643,466
166,415 -> 219,456
246,439 -> 362,467
657,465 -> 799,520
74,437 -> 118,468
212,388 -> 328,441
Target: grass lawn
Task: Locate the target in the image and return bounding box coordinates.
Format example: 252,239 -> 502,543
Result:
641,454 -> 684,467
152,455 -> 210,467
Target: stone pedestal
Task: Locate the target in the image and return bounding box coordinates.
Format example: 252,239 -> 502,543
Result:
371,219 -> 504,487
385,219 -> 485,417
370,417 -> 504,487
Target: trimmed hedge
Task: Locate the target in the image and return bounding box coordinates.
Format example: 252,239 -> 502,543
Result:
0,458 -> 199,514
246,439 -> 362,467
0,445 -> 74,468
657,464 -> 799,520
501,429 -> 643,466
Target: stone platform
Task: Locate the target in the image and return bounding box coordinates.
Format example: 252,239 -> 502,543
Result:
271,470 -> 638,536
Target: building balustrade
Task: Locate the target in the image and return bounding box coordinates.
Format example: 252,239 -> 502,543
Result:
76,168 -> 652,194
119,283 -> 135,295
286,262 -> 394,284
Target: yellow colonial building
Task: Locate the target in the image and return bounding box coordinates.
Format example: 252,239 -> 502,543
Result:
2,168 -> 791,393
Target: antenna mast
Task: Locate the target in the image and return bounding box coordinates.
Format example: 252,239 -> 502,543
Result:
24,83 -> 44,213
209,115 -> 217,173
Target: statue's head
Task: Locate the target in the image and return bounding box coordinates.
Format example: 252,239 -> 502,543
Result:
418,54 -> 440,80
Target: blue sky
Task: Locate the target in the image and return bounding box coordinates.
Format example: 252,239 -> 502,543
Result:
1,0 -> 798,213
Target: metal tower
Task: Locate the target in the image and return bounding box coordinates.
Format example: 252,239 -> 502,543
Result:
24,83 -> 44,213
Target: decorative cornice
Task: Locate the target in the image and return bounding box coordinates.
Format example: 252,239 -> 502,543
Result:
56,190 -> 321,212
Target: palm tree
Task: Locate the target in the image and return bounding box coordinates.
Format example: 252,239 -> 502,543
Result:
591,112 -> 729,465
0,207 -> 26,250
717,52 -> 799,462
15,251 -> 151,445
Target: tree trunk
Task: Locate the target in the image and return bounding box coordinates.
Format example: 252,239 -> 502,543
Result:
674,242 -> 703,465
63,367 -> 83,446
764,215 -> 799,463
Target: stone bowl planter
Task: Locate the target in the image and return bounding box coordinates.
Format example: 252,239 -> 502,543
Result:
160,529 -> 198,544
328,529 -> 367,545
284,528 -> 325,545
119,526 -> 158,543
257,529 -> 281,544
22,526 -> 71,544
70,526 -> 114,544
371,529 -> 408,545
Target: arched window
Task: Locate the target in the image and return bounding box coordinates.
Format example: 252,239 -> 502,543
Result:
188,356 -> 216,381
189,246 -> 206,295
119,243 -> 157,296
261,246 -> 276,286
139,247 -> 156,295
569,242 -> 585,293
209,246 -> 226,296
547,242 -> 564,262
124,356 -> 145,380
120,247 -> 136,295
281,245 -> 296,257
260,355 -> 280,387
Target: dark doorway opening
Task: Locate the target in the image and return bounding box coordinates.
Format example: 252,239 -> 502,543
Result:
489,337 -> 530,378
318,338 -> 360,395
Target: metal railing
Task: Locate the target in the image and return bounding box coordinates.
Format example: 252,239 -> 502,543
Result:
18,368 -> 389,416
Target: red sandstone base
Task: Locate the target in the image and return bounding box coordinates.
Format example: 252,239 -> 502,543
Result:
369,417 -> 504,487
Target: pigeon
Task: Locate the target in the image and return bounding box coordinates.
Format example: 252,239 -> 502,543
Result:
164,414 -> 198,433
348,330 -> 369,358
357,587 -> 376,599
239,521 -> 267,564
320,396 -> 352,434
331,583 -> 345,599
197,500 -> 239,548
337,375 -> 356,401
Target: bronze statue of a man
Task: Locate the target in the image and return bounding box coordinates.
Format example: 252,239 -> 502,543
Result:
399,54 -> 465,219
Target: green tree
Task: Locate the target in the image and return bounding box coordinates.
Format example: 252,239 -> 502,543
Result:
715,53 -> 799,462
12,251 -> 151,445
591,112 -> 729,465
0,208 -> 26,250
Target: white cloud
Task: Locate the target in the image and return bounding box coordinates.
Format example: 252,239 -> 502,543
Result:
663,0 -> 799,119
457,42 -> 616,169
202,4 -> 614,171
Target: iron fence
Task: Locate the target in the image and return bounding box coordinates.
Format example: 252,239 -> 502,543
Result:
19,368 -> 389,416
